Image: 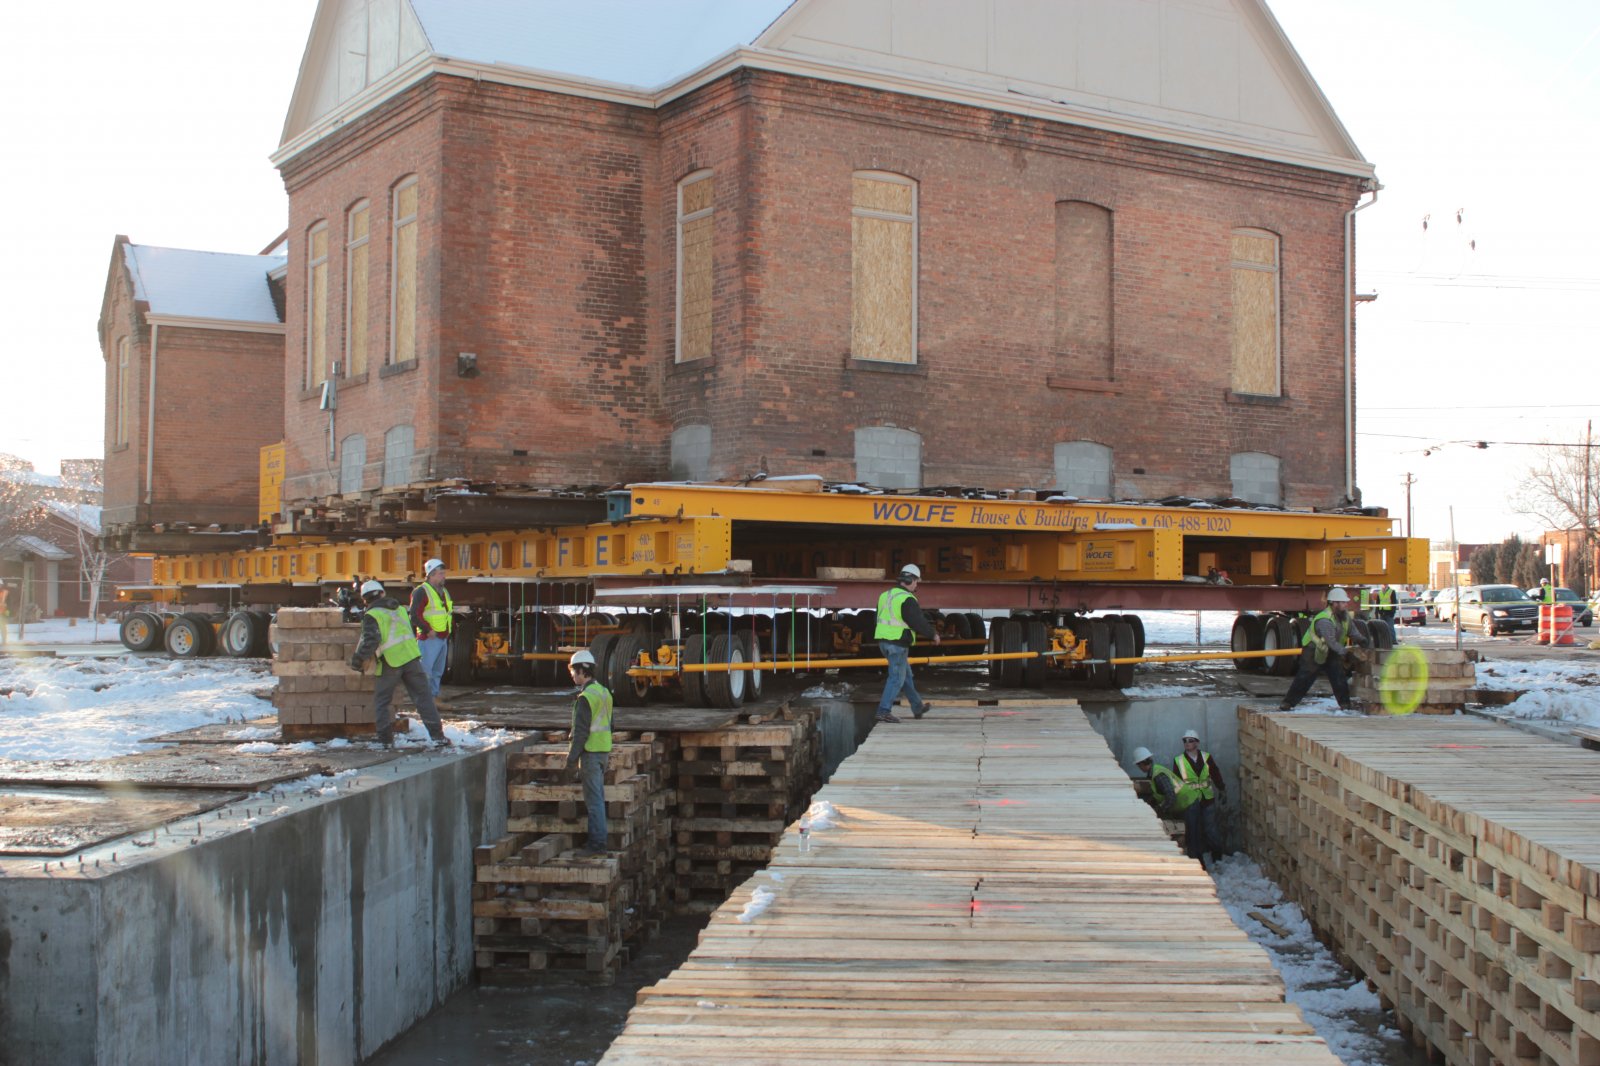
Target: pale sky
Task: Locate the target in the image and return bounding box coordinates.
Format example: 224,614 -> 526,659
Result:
0,0 -> 1595,548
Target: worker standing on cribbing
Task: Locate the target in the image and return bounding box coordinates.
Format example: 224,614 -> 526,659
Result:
1279,587 -> 1370,711
1173,729 -> 1227,867
565,649 -> 613,856
411,558 -> 453,705
872,563 -> 940,724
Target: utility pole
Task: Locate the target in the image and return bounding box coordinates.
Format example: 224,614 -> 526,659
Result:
1586,420 -> 1593,595
1401,472 -> 1415,539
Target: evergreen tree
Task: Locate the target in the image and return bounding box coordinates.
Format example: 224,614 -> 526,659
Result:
1493,536 -> 1525,585
1470,544 -> 1499,584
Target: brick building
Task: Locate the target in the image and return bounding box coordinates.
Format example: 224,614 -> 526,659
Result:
98,240 -> 287,535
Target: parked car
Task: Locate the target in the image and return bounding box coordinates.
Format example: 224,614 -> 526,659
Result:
1523,587 -> 1594,627
1432,587 -> 1459,622
1453,584 -> 1539,636
1419,589 -> 1442,615
1396,598 -> 1429,626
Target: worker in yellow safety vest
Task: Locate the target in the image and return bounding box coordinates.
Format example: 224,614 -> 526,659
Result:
1132,746 -> 1188,816
872,563 -> 941,724
1279,587 -> 1371,712
565,649 -> 614,855
349,580 -> 449,748
410,558 -> 454,703
1173,729 -> 1227,866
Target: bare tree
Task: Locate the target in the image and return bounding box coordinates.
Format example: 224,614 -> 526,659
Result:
1513,440 -> 1599,593
71,504 -> 116,640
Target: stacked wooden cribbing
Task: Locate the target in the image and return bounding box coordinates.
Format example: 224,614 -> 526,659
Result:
272,607 -> 375,739
671,706 -> 824,914
474,737 -> 674,985
1240,708 -> 1600,1066
1349,647 -> 1476,714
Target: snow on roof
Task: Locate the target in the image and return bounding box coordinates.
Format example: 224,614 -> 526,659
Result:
125,244 -> 287,324
410,0 -> 795,89
42,499 -> 101,535
0,470 -> 61,489
0,535 -> 71,562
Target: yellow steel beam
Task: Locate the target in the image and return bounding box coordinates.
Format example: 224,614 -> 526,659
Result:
149,517 -> 732,588
621,484 -> 1399,540
1282,537 -> 1428,586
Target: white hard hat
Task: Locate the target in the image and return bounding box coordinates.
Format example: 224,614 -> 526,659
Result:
569,649 -> 596,668
1326,587 -> 1351,603
360,579 -> 384,598
1132,746 -> 1154,763
900,563 -> 922,580
424,558 -> 446,576
1181,729 -> 1201,741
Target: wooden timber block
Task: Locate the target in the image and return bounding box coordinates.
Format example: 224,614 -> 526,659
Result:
274,607 -> 344,629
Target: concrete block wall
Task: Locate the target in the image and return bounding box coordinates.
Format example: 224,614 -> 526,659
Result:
0,743 -> 517,1066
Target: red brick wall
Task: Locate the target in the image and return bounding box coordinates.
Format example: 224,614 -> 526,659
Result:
274,67 -> 1365,509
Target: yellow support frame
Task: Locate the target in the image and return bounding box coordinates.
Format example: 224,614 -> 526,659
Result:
1282,537 -> 1429,586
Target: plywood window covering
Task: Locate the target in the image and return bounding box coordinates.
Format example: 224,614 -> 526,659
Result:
307,223 -> 330,387
851,172 -> 917,363
676,170 -> 714,362
1230,228 -> 1280,396
391,178 -> 419,366
115,337 -> 130,446
345,202 -> 370,377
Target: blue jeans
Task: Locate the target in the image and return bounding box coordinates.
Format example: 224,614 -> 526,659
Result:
418,636 -> 448,697
876,641 -> 927,717
580,750 -> 609,850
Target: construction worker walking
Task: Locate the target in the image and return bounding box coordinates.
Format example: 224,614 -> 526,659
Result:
1279,587 -> 1371,711
348,579 -> 450,747
411,558 -> 453,702
872,563 -> 940,724
565,649 -> 613,855
1173,729 -> 1227,866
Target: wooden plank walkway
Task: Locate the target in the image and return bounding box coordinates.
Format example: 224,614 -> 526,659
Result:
1241,711 -> 1600,1066
602,701 -> 1338,1064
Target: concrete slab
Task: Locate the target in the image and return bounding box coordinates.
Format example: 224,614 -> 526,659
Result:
0,786 -> 243,855
140,716 -> 280,744
0,746 -> 400,790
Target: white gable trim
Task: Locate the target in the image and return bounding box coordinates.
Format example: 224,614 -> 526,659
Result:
144,313 -> 288,335
275,48 -> 1372,180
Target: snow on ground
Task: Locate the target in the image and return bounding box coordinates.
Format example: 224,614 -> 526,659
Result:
1138,610 -> 1236,646
1475,658 -> 1600,726
0,654 -> 275,761
1212,854 -> 1407,1066
2,616 -> 122,645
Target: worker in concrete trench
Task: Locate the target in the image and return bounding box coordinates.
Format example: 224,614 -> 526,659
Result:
411,558 -> 454,705
1173,729 -> 1227,867
349,579 -> 451,748
564,649 -> 613,856
1279,586 -> 1371,712
1134,744 -> 1212,865
872,563 -> 941,724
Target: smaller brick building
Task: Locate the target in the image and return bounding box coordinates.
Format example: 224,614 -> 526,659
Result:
98,239 -> 287,534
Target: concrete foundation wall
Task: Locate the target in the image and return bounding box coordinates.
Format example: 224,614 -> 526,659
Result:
0,743 -> 517,1066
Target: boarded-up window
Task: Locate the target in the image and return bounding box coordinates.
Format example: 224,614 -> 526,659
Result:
307,223 -> 330,386
676,171 -> 714,362
1054,440 -> 1113,499
383,424 -> 414,487
851,172 -> 916,363
339,433 -> 366,495
1231,451 -> 1281,506
1056,202 -> 1114,379
115,337 -> 130,446
391,178 -> 419,365
346,202 -> 370,377
855,426 -> 922,489
1231,229 -> 1280,396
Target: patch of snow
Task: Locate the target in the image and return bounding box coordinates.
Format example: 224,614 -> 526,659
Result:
5,616 -> 122,644
805,799 -> 841,831
225,726 -> 277,740
736,885 -> 777,924
232,742 -> 279,754
1475,659 -> 1600,726
1212,854 -> 1407,1066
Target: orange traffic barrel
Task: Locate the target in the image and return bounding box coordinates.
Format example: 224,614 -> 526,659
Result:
1538,603 -> 1577,646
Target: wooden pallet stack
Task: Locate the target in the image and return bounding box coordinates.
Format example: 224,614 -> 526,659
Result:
671,706 -> 824,914
1349,647 -> 1477,714
473,736 -> 674,985
1239,708 -> 1600,1066
272,607 -> 375,739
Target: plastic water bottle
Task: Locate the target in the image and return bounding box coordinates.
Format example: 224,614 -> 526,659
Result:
798,816 -> 811,853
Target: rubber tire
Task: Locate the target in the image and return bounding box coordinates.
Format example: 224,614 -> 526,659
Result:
609,633 -> 650,707
987,620 -> 1005,681
588,633 -> 617,687
1122,614 -> 1146,659
1022,620 -> 1048,689
678,635 -> 707,706
704,632 -> 747,709
446,616 -> 479,686
1086,620 -> 1112,688
120,611 -> 164,652
220,610 -> 263,658
1481,616 -> 1495,638
163,614 -> 211,658
1265,616 -> 1299,677
1369,619 -> 1396,651
964,614 -> 987,643
1110,621 -> 1137,689
747,634 -> 765,700
1231,614 -> 1266,673
997,620 -> 1024,688
946,612 -> 972,640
